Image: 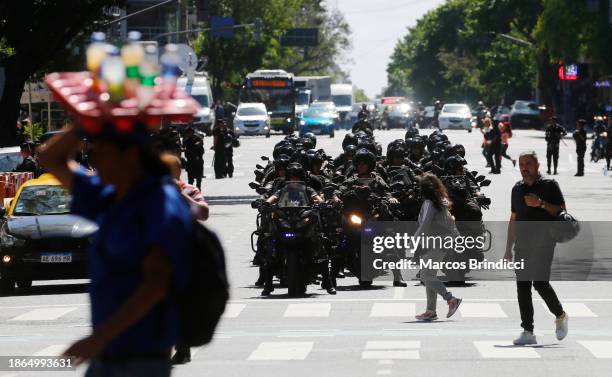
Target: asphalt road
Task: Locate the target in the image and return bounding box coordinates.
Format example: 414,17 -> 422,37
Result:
1,128 -> 612,377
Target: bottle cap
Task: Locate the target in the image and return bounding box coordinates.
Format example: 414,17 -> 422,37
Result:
164,44 -> 178,53
91,32 -> 106,43
127,31 -> 142,42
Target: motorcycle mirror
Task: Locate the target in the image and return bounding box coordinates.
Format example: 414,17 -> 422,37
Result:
475,175 -> 485,182
256,164 -> 264,170
471,170 -> 478,176
261,156 -> 269,161
254,170 -> 264,180
256,187 -> 268,195
480,179 -> 491,187
251,201 -> 261,209
249,182 -> 261,190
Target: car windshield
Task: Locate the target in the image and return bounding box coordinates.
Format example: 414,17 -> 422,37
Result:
332,95 -> 352,107
192,94 -> 209,107
514,101 -> 530,110
277,182 -> 310,208
238,107 -> 266,116
296,92 -> 310,106
13,185 -> 71,216
304,108 -> 333,118
444,105 -> 469,114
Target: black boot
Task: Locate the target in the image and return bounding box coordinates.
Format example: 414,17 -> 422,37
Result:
172,346 -> 191,365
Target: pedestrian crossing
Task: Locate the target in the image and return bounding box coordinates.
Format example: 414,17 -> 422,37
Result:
3,300 -> 610,322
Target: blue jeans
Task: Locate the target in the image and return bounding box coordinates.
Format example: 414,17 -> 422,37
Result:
85,359 -> 171,377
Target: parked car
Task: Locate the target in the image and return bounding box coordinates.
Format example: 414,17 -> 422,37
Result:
298,107 -> 337,137
233,103 -> 271,137
510,100 -> 543,129
492,105 -> 511,125
438,103 -> 472,131
0,174 -> 98,294
177,74 -> 215,135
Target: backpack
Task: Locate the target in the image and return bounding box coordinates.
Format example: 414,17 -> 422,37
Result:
176,220 -> 229,347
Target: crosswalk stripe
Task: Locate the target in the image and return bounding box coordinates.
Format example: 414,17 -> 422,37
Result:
284,304 -> 331,317
10,307 -> 78,321
363,340 -> 420,359
223,303 -> 246,318
459,303 -> 507,318
362,351 -> 420,360
33,344 -> 67,356
365,341 -> 420,350
473,341 -> 540,358
392,287 -> 404,299
248,341 -> 313,361
544,303 -> 597,318
577,341 -> 612,358
370,303 -> 415,317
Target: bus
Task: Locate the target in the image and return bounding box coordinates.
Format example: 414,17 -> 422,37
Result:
240,69 -> 296,134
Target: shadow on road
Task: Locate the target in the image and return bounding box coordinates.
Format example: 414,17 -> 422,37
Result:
5,283 -> 89,297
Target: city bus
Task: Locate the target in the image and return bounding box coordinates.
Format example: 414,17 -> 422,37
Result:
240,69 -> 296,134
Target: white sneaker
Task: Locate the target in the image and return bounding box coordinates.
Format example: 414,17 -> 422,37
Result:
513,331 -> 537,345
555,312 -> 568,341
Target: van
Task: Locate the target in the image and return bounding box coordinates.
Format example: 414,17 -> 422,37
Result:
331,84 -> 353,126
177,73 -> 215,135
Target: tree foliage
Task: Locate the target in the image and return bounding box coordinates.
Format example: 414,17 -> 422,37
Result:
386,0 -> 611,106
192,0 -> 351,100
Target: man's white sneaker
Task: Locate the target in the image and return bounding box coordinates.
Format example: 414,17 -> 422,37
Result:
555,312 -> 568,341
513,331 -> 537,345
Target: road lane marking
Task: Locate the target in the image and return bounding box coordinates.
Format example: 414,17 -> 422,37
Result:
370,303 -> 415,317
283,303 -> 331,317
459,303 -> 507,318
577,340 -> 612,358
278,329 -> 338,338
223,303 -> 246,318
544,302 -> 597,317
10,307 -> 78,321
362,341 -> 420,360
473,341 -> 540,358
248,341 -> 313,360
33,344 -> 68,356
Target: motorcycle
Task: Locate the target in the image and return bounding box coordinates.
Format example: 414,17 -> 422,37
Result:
591,132 -> 607,163
253,182 -> 327,297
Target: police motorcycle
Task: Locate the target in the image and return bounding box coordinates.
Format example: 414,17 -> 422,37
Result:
252,181 -> 331,297
591,116 -> 608,163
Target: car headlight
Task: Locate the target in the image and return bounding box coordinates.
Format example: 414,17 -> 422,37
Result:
235,126 -> 240,132
299,120 -> 306,126
286,117 -> 292,123
0,230 -> 26,248
349,213 -> 363,226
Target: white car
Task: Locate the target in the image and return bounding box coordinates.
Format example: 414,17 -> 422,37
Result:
439,103 -> 472,131
233,103 -> 271,137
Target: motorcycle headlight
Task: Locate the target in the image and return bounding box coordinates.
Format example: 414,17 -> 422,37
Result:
349,214 -> 363,225
299,120 -> 306,126
0,230 -> 26,248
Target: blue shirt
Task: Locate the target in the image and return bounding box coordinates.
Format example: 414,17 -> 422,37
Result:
71,170 -> 192,356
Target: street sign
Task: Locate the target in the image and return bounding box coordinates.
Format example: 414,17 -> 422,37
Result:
211,16 -> 235,39
280,28 -> 319,47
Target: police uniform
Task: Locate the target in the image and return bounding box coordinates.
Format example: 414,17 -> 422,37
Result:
183,133 -> 205,189
572,126 -> 587,176
544,122 -> 567,174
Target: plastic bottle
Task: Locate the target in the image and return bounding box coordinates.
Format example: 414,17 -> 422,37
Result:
100,47 -> 125,104
86,32 -> 108,91
160,44 -> 181,99
137,44 -> 159,107
121,31 -> 144,98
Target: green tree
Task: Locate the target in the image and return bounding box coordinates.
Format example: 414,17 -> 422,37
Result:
0,1 -> 126,147
353,87 -> 369,103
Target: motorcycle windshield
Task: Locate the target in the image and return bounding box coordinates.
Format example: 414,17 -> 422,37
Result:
277,182 -> 310,208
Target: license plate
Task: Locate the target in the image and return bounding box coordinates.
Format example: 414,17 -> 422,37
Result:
41,252 -> 72,263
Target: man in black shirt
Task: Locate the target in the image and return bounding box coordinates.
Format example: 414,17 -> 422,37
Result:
505,150 -> 568,345
183,127 -> 205,189
572,119 -> 587,176
13,143 -> 38,174
544,117 -> 567,175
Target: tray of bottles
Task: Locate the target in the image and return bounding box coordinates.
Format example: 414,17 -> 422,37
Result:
45,71 -> 199,134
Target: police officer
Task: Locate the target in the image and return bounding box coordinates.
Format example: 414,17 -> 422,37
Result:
433,100 -> 443,129
183,127 -> 205,189
212,120 -> 237,178
358,103 -> 370,121
544,117 -> 567,175
572,119 -> 587,176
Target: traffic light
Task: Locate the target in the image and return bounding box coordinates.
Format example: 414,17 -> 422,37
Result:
254,18 -> 263,41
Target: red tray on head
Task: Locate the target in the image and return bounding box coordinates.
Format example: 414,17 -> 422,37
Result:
45,72 -> 200,135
